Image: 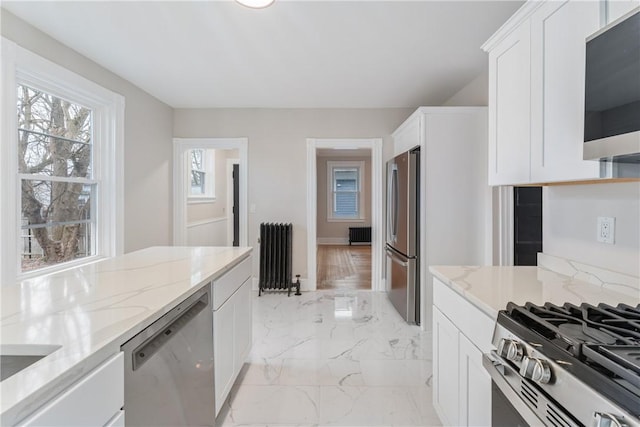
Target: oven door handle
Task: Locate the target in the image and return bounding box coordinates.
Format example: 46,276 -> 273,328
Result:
482,352 -> 546,426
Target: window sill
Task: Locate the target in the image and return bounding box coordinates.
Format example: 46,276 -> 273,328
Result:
187,196 -> 216,204
326,218 -> 366,223
17,254 -> 107,282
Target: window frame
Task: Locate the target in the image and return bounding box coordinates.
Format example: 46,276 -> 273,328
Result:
326,160 -> 365,222
1,38 -> 124,284
187,148 -> 216,203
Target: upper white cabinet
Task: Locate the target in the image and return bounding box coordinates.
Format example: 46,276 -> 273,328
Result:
483,0 -> 615,185
530,0 -> 602,182
487,20 -> 532,185
392,113 -> 421,156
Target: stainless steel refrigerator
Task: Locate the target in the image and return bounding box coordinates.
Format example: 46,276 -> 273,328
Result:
385,147 -> 420,324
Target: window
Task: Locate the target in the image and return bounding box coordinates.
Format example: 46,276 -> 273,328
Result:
190,149 -> 206,195
1,39 -> 124,283
187,149 -> 215,200
327,161 -> 365,221
18,85 -> 95,273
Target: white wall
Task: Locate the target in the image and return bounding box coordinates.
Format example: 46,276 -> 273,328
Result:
173,108 -> 413,280
543,182 -> 640,277
316,155 -> 372,242
1,11 -> 174,253
443,71 -> 488,106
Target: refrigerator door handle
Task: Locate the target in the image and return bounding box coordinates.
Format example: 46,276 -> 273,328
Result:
387,163 -> 399,243
386,247 -> 408,267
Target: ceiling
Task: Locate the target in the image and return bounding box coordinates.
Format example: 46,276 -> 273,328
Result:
2,1 -> 523,109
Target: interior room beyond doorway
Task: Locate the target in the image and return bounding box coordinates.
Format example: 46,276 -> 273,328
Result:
317,245 -> 372,290
316,148 -> 373,290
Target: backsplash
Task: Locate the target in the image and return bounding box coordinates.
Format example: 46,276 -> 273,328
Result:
543,182 -> 640,278
538,253 -> 639,299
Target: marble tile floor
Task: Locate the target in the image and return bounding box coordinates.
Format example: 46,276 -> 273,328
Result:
216,290 -> 442,427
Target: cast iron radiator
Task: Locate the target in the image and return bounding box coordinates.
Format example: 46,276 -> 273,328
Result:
258,223 -> 301,296
349,226 -> 372,245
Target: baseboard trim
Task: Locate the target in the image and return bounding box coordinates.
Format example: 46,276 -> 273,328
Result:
317,237 -> 349,245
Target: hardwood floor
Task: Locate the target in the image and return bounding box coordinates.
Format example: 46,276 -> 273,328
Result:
316,245 -> 371,290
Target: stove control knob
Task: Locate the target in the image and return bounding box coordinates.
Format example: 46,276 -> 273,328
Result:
519,356 -> 551,384
593,412 -> 627,427
497,338 -> 525,362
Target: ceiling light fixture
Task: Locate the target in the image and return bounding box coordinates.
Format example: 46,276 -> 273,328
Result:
235,0 -> 275,9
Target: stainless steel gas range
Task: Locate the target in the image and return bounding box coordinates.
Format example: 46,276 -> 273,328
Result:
483,302 -> 640,427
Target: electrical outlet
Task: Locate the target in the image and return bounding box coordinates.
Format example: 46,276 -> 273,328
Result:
597,217 -> 615,244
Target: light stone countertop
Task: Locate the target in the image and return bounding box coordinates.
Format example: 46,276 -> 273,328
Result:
1,246 -> 252,426
429,263 -> 640,321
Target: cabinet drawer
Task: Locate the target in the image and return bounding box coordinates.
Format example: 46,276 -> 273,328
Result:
212,256 -> 252,310
433,279 -> 494,353
20,352 -> 124,427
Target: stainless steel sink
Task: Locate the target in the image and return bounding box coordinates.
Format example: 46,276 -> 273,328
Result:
0,345 -> 61,382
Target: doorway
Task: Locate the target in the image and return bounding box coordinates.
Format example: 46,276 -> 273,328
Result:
173,138 -> 248,247
316,149 -> 372,290
306,138 -> 383,292
226,160 -> 240,246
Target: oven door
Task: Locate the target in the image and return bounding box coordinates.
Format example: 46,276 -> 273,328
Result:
483,352 -> 540,426
482,352 -> 580,427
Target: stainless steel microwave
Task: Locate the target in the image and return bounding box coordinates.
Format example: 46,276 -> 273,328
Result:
584,7 -> 640,163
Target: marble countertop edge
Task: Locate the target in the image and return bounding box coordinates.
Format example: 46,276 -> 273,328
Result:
429,262 -> 639,321
1,246 -> 252,426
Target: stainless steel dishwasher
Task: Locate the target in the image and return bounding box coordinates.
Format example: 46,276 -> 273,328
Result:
121,286 -> 215,426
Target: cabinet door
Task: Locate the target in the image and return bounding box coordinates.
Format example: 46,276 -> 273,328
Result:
530,0 -> 601,183
214,299 -> 235,416
459,334 -> 491,427
233,278 -> 252,377
432,308 -> 460,427
20,353 -> 123,427
488,20 -> 532,186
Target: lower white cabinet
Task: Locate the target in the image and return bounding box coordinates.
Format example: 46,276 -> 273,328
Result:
18,352 -> 124,427
433,308 -> 460,426
212,256 -> 252,416
459,333 -> 491,426
432,279 -> 492,427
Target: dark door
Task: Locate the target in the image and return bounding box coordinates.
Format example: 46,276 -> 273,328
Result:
513,187 -> 542,266
233,164 -> 240,247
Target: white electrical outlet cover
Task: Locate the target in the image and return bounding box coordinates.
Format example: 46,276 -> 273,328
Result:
597,217 -> 615,244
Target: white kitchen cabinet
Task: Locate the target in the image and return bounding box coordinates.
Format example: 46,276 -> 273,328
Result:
432,278 -> 494,427
18,352 -> 124,427
214,292 -> 235,414
433,307 -> 460,426
212,256 -> 252,416
487,20 -> 532,186
392,112 -> 421,155
391,107 -> 490,328
459,334 -> 491,427
530,0 -> 601,183
483,0 -> 616,185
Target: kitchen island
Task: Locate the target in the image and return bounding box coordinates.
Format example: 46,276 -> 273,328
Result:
1,246 -> 252,426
